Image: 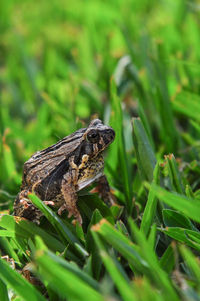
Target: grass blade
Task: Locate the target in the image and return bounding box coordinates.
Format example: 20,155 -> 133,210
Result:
34,237 -> 103,301
162,209 -> 197,230
29,193 -> 86,252
0,279 -> 9,301
132,118 -> 156,182
0,257 -> 46,301
140,162 -> 160,236
159,244 -> 175,274
91,219 -> 150,274
160,227 -> 200,252
179,245 -> 200,285
165,154 -> 184,194
110,79 -> 132,212
129,219 -> 179,301
0,215 -> 65,253
146,184 -> 200,224
172,91 -> 200,122
92,230 -> 136,301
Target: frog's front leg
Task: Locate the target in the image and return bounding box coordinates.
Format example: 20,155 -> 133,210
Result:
58,156 -> 84,224
58,176 -> 82,224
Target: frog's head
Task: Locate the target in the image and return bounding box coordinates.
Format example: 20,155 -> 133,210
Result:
83,119 -> 115,157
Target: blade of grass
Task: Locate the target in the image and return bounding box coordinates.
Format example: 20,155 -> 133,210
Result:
86,209 -> 104,280
140,162 -> 160,236
29,193 -> 87,257
159,227 -> 200,252
145,183 -> 200,224
0,279 -> 9,301
165,154 -> 184,194
2,140 -> 20,184
0,215 -> 65,253
132,118 -> 156,182
172,91 -> 200,122
154,46 -> 178,152
147,223 -> 157,250
0,237 -> 20,264
91,219 -> 150,274
162,209 -> 197,230
92,230 -> 137,301
34,236 -> 103,301
110,78 -> 132,213
129,219 -> 179,301
179,245 -> 200,285
159,244 -> 175,274
190,119 -> 200,135
0,257 -> 46,301
185,184 -> 195,199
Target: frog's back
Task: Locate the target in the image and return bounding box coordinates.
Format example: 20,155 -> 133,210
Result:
22,128 -> 86,187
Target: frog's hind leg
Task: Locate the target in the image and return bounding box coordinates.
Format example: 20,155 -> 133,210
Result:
93,175 -> 116,206
13,191 -> 43,224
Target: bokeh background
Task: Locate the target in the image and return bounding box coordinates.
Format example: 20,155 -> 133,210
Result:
2,0 -> 200,202
2,1 -> 200,300
1,0 -> 200,207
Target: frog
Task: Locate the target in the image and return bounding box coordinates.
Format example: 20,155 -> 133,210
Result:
13,119 -> 115,224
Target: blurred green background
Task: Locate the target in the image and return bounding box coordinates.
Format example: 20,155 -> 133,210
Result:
1,0 -> 200,206
2,0 -> 200,203
2,0 -> 200,300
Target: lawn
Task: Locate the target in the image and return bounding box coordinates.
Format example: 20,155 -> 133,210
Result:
1,0 -> 200,300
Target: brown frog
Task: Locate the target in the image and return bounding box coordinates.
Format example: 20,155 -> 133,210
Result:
13,119 -> 115,224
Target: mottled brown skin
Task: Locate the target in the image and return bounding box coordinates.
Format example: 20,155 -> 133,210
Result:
14,119 -> 115,224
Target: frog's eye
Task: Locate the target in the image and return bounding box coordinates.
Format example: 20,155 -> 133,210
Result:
87,129 -> 100,143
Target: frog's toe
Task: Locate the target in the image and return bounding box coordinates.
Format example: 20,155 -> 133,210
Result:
76,213 -> 82,224
67,211 -> 73,218
68,210 -> 82,224
72,214 -> 82,225
57,204 -> 67,215
44,201 -> 55,206
58,204 -> 82,224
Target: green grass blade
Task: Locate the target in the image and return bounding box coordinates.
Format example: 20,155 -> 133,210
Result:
29,193 -> 86,254
185,184 -> 195,199
0,236 -> 20,264
91,219 -> 150,274
0,215 -> 65,253
110,79 -> 132,212
86,209 -> 104,280
146,184 -> 200,223
147,223 -> 157,250
92,231 -> 136,301
45,251 -> 100,291
162,209 -> 197,230
165,154 -> 184,194
153,55 -> 178,152
190,119 -> 200,135
0,279 -> 9,301
2,141 -> 20,184
129,219 -> 179,301
159,244 -> 175,274
172,91 -> 200,122
179,245 -> 200,285
160,227 -> 200,252
132,118 -> 157,182
138,101 -> 155,150
34,237 -> 103,301
140,162 -> 160,236
0,257 -> 46,301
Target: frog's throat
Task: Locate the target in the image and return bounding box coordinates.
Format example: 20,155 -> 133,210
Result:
77,171 -> 103,191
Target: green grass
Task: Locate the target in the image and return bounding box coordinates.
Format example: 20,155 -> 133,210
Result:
1,0 -> 200,300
